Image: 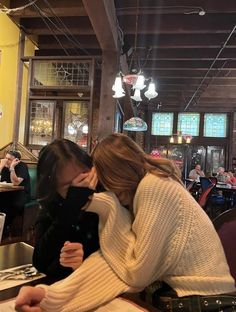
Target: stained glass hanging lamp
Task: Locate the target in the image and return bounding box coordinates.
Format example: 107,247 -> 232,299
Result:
123,117 -> 147,132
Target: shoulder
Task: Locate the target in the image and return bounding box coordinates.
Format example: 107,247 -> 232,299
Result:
17,162 -> 28,171
136,173 -> 184,199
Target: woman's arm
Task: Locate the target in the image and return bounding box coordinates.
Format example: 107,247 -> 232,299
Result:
86,174 -> 191,288
17,251 -> 138,312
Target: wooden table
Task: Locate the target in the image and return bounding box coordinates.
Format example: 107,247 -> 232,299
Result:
0,185 -> 24,193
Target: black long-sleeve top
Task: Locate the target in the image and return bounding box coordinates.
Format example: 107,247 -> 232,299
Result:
33,187 -> 99,281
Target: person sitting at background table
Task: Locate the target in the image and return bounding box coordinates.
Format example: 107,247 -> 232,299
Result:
15,133 -> 235,312
188,163 -> 205,181
32,139 -> 99,280
0,150 -> 30,232
227,171 -> 236,185
216,166 -> 231,183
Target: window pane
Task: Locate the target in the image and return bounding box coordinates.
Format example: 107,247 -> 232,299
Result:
29,100 -> 55,146
32,60 -> 91,87
204,113 -> 227,137
63,101 -> 89,150
151,112 -> 173,135
177,113 -> 200,136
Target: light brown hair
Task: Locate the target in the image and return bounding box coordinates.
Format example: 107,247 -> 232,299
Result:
92,133 -> 182,207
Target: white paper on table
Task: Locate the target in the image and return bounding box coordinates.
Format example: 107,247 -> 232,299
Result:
0,298 -> 15,312
95,297 -> 149,312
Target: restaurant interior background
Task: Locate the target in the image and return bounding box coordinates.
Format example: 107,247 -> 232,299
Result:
1,0 -> 236,180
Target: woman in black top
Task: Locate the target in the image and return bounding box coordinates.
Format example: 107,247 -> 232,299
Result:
0,150 -> 31,228
33,139 -> 99,281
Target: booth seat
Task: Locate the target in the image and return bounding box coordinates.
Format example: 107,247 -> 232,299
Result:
22,166 -> 40,238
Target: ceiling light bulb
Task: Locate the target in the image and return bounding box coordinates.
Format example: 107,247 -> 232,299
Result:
112,76 -> 124,92
144,82 -> 158,100
113,90 -> 125,98
133,75 -> 146,90
131,89 -> 142,102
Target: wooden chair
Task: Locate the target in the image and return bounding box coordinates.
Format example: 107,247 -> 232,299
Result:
213,209 -> 236,282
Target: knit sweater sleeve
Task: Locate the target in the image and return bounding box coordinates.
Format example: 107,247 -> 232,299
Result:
86,173 -> 191,288
38,251 -> 139,312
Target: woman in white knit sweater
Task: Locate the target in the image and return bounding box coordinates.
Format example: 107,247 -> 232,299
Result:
15,133 -> 235,312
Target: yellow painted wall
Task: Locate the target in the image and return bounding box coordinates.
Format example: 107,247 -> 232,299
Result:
0,13 -> 35,148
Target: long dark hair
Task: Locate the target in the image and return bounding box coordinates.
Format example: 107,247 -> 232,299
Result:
37,139 -> 92,203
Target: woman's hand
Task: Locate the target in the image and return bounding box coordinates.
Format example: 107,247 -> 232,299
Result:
60,241 -> 84,270
15,286 -> 45,312
72,167 -> 98,190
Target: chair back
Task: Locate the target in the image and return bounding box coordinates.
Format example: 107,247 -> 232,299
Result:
213,209 -> 236,282
198,177 -> 216,208
186,180 -> 196,192
28,167 -> 37,200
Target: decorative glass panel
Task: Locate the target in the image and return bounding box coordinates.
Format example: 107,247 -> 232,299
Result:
204,113 -> 227,137
63,101 -> 89,150
32,60 -> 91,87
151,112 -> 173,135
177,113 -> 200,136
29,100 -> 55,146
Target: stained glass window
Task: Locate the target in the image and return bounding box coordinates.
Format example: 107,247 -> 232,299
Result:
63,101 -> 89,150
177,113 -> 200,136
32,60 -> 91,87
29,100 -> 55,146
151,112 -> 173,135
204,113 -> 227,137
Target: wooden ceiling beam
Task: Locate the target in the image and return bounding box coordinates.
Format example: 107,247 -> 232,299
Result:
128,48 -> 236,60
124,33 -> 236,48
82,0 -> 118,51
115,0 -> 236,14
35,49 -> 101,56
145,71 -> 236,78
9,0 -> 86,18
157,78 -> 236,85
24,27 -> 94,36
139,60 -> 236,68
118,14 -> 236,35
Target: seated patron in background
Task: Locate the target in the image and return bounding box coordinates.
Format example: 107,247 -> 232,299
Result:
188,164 -> 205,181
0,150 -> 30,229
216,167 -> 230,183
15,134 -> 235,312
32,139 -> 99,280
227,171 -> 236,185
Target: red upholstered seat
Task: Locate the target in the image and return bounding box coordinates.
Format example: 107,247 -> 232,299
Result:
213,209 -> 236,282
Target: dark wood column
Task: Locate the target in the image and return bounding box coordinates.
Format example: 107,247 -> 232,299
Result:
82,0 -> 133,137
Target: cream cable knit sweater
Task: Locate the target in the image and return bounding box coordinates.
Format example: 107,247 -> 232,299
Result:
39,173 -> 235,312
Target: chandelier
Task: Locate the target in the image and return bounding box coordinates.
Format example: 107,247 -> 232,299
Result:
112,0 -> 157,103
112,73 -> 158,102
30,118 -> 53,137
